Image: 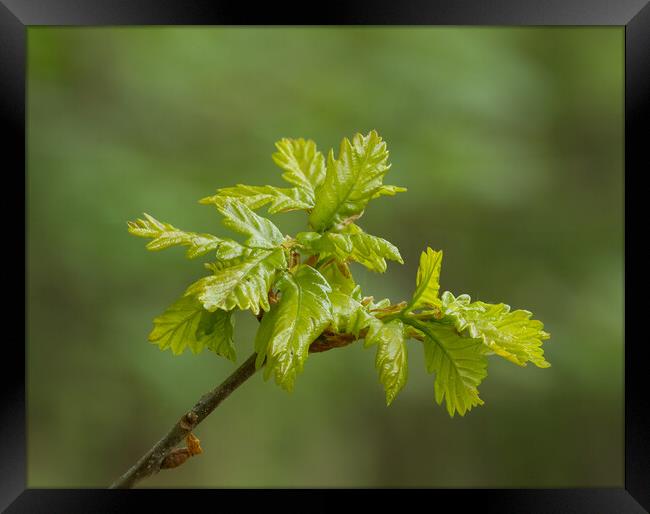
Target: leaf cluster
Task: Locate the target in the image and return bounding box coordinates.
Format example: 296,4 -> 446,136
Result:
128,131 -> 550,416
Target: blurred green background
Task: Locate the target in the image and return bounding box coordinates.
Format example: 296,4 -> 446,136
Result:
27,27 -> 623,488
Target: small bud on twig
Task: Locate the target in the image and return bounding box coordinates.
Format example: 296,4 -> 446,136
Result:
161,448 -> 191,469
160,432 -> 203,470
180,411 -> 198,431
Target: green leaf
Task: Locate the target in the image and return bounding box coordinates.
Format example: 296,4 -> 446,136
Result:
200,184 -> 313,214
328,289 -> 373,337
365,319 -> 408,405
197,308 -> 236,361
185,247 -> 287,315
343,224 -> 403,273
319,261 -> 357,294
272,138 -> 326,202
148,295 -> 235,360
296,231 -> 353,260
212,198 -> 285,249
254,265 -> 332,392
309,130 -> 394,231
410,319 -> 488,417
297,224 -> 402,273
128,213 -> 222,259
213,239 -> 248,260
371,184 -> 408,199
408,247 -> 443,311
149,295 -> 204,355
440,292 -> 551,368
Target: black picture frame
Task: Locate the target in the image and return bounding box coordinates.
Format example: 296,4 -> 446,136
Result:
3,1 -> 647,512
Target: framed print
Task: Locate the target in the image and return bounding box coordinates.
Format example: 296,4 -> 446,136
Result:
3,1 -> 648,512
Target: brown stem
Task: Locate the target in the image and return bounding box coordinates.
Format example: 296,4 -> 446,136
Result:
109,332 -> 363,489
109,353 -> 259,489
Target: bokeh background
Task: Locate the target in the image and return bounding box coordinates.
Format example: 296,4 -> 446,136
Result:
27,27 -> 623,488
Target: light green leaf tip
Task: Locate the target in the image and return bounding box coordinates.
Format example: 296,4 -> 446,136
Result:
309,130 -> 394,232
127,213 -> 222,258
371,184 -> 408,199
409,247 -> 443,311
272,138 -> 326,203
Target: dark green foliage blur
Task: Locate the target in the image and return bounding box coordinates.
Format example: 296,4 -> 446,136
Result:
27,27 -> 623,487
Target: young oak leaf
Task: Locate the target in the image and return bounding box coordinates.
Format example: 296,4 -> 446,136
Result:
309,131 -> 398,232
344,224 -> 403,273
296,231 -> 353,261
200,184 -> 313,214
211,198 -> 285,249
440,292 -> 551,368
408,247 -> 443,311
272,138 -> 326,203
196,307 -> 237,361
128,213 -> 223,259
409,319 -> 488,417
328,288 -> 374,337
254,265 -> 332,392
365,318 -> 408,405
149,295 -> 235,361
296,224 -> 403,274
185,247 -> 287,315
